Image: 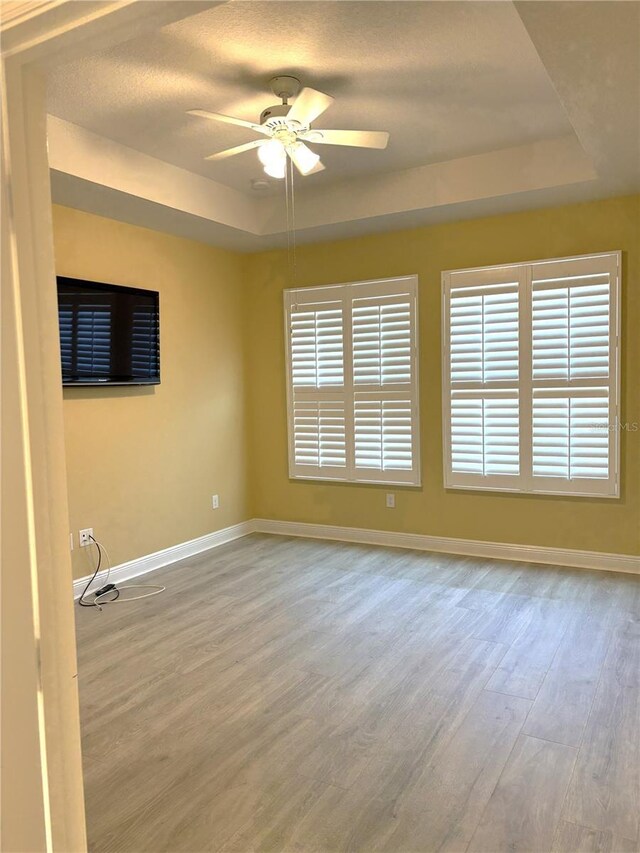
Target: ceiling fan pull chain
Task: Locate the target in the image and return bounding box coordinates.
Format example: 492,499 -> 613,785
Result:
285,160 -> 292,282
290,157 -> 298,288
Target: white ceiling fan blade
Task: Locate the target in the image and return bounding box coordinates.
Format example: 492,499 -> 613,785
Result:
287,87 -> 334,126
288,143 -> 325,176
187,109 -> 267,135
302,129 -> 389,149
305,158 -> 325,175
205,139 -> 266,161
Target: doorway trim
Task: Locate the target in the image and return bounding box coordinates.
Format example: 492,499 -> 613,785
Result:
0,4 -> 220,849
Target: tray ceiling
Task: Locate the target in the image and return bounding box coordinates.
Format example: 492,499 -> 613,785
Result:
46,1 -> 640,250
47,1 -> 573,194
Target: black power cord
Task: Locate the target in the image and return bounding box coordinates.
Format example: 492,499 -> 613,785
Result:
77,534 -> 164,608
78,536 -> 119,608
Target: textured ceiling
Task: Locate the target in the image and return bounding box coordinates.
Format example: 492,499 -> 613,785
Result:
47,0 -> 573,195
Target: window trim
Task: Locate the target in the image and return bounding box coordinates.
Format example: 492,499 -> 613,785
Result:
441,251 -> 621,498
284,275 -> 421,487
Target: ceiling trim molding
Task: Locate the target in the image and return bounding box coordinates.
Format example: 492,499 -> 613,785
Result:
48,116 -> 597,251
48,115 -> 259,235
0,1 -> 65,29
0,1 -> 221,65
259,135 -> 596,235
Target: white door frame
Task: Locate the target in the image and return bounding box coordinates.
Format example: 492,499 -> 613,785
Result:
0,4 -> 220,850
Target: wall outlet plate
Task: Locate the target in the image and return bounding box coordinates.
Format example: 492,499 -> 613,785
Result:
386,493 -> 395,508
79,528 -> 94,547
212,495 -> 219,510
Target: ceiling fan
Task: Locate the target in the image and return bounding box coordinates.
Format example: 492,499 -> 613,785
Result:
187,76 -> 390,179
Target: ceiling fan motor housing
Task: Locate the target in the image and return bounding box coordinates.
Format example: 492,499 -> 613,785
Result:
260,104 -> 306,146
260,103 -> 291,125
261,75 -> 304,132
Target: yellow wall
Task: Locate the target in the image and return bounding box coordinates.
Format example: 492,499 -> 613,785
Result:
246,195 -> 640,556
53,206 -> 250,579
55,197 -> 640,576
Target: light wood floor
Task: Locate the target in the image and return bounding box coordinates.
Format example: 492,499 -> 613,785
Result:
76,534 -> 640,853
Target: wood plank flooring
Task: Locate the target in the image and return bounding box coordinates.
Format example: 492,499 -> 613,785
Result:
75,534 -> 640,853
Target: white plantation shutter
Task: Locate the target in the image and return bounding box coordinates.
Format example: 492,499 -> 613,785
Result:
444,270 -> 523,491
443,252 -> 619,497
287,298 -> 347,480
290,304 -> 344,387
354,398 -> 413,474
532,276 -> 610,381
528,256 -> 618,495
532,390 -> 610,480
285,276 -> 420,485
352,297 -> 412,385
351,287 -> 418,483
450,392 -> 520,477
449,288 -> 519,383
293,400 -> 346,470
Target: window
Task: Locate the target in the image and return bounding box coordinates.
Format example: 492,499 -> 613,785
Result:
442,252 -> 620,497
285,276 -> 420,485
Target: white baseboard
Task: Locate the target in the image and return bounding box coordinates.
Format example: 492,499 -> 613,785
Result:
252,518 -> 640,575
73,517 -> 639,597
73,520 -> 255,598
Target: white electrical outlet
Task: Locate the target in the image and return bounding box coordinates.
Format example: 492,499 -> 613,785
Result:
386,493 -> 395,508
212,495 -> 219,510
79,528 -> 94,547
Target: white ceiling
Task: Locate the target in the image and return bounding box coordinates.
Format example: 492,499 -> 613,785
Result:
45,1 -> 640,251
47,1 -> 573,194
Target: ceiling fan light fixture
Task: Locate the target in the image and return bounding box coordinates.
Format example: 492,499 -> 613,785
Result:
263,159 -> 286,180
290,142 -> 320,175
258,138 -> 286,179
